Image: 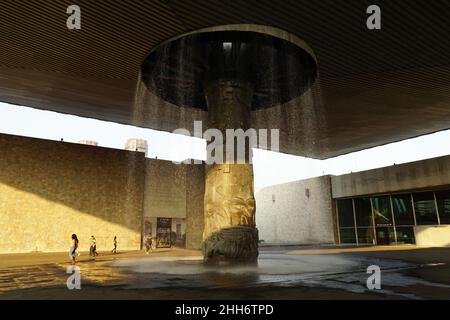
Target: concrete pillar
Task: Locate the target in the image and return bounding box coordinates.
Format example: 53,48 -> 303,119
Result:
185,163 -> 206,250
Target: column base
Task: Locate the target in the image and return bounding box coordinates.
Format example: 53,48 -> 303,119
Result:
202,226 -> 259,264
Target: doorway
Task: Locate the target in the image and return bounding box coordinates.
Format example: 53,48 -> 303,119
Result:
376,227 -> 395,245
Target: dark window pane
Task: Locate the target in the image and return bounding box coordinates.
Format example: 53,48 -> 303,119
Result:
337,199 -> 355,228
413,192 -> 438,225
354,197 -> 373,227
376,227 -> 395,245
392,194 -> 415,225
372,196 -> 393,227
395,227 -> 415,244
357,227 -> 375,244
339,228 -> 357,244
435,190 -> 450,224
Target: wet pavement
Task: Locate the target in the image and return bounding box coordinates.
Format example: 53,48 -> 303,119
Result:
1,246 -> 450,299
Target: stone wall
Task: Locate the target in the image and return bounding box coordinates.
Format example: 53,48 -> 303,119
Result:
331,155 -> 450,198
185,164 -> 205,249
142,159 -> 205,248
144,159 -> 187,220
255,176 -> 335,244
0,133 -> 145,253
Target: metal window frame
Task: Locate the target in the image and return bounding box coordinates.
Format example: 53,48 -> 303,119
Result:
389,195 -> 398,244
336,199 -> 359,245
413,191 -> 440,226
434,191 -> 441,225
411,193 -> 418,226
352,198 -> 359,246
336,201 -> 341,244
369,198 -> 377,245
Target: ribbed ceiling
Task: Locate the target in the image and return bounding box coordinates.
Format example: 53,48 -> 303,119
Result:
0,0 -> 187,79
0,0 -> 449,158
1,0 -> 449,80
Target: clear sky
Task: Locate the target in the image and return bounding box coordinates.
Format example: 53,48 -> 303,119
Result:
2,102 -> 450,190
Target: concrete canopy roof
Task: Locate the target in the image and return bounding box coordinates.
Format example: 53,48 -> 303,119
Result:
0,0 -> 449,159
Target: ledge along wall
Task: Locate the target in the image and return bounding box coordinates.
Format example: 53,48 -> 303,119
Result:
331,155 -> 450,199
0,133 -> 146,254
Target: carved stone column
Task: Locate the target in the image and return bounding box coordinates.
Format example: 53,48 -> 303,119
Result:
139,26 -> 319,263
202,79 -> 258,264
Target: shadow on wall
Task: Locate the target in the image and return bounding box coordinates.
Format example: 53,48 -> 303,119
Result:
0,133 -> 146,253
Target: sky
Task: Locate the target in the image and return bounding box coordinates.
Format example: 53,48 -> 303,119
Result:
2,101 -> 450,190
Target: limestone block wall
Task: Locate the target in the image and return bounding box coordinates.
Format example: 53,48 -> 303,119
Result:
255,176 -> 335,244
0,133 -> 145,254
143,159 -> 187,219
142,159 -> 205,249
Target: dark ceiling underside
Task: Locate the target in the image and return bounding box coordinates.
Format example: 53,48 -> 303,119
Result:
0,0 -> 449,158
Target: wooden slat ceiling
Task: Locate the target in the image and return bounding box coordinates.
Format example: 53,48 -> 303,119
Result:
0,0 -> 449,158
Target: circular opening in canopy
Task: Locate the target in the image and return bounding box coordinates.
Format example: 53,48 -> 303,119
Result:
141,26 -> 318,111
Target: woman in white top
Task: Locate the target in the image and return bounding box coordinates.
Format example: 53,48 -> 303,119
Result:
69,234 -> 79,264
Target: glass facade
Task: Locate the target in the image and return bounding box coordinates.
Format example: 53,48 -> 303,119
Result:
339,228 -> 357,244
357,227 -> 375,244
372,196 -> 393,226
337,188 -> 450,245
395,227 -> 415,244
354,197 -> 372,227
376,227 -> 395,245
413,192 -> 438,225
337,199 -> 356,243
337,199 -> 355,228
435,190 -> 450,224
392,194 -> 415,225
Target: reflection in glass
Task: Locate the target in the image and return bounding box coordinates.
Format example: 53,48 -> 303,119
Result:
395,227 -> 415,244
435,190 -> 450,224
392,194 -> 415,225
339,228 -> 357,244
413,192 -> 438,225
337,199 -> 355,228
354,197 -> 373,227
357,227 -> 375,244
376,227 -> 395,245
372,196 -> 393,226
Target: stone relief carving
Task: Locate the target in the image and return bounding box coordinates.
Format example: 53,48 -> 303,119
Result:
203,163 -> 258,262
203,164 -> 256,238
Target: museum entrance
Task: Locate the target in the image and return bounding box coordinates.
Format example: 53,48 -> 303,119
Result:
156,217 -> 172,248
375,227 -> 394,245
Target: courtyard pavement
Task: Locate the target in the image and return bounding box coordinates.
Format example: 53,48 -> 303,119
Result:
0,245 -> 449,300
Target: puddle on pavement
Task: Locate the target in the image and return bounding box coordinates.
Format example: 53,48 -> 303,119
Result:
109,252 -> 450,299
1,252 -> 449,299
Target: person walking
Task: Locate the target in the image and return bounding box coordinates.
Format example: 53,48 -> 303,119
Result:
90,235 -> 98,257
112,236 -> 117,254
145,235 -> 153,254
69,234 -> 79,265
